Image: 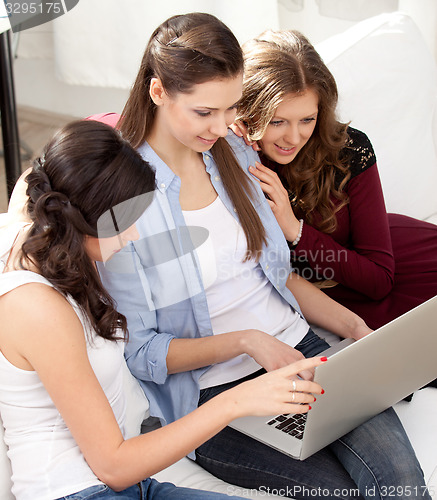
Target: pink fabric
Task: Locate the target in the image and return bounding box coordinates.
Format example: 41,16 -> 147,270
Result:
85,112 -> 120,128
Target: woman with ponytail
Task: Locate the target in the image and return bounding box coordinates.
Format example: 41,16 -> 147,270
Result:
0,120 -> 328,500
96,12 -> 430,500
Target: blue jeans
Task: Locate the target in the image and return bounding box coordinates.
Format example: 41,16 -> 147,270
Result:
196,329 -> 431,500
60,478 -> 245,499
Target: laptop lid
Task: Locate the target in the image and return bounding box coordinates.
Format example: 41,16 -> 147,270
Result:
230,295 -> 437,460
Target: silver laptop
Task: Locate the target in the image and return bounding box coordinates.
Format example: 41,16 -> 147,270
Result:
229,295 -> 437,460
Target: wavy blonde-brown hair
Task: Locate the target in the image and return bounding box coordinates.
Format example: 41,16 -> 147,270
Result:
238,30 -> 351,233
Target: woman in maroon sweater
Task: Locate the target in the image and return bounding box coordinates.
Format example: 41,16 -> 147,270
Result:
234,29 -> 437,330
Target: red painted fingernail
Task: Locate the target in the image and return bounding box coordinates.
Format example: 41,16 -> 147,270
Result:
313,397 -> 316,402
320,356 -> 328,362
308,406 -> 312,410
321,389 -> 325,394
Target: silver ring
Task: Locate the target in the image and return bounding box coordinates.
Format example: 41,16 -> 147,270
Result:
291,392 -> 295,402
292,380 -> 297,392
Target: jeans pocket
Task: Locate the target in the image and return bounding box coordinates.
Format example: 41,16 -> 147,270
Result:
61,484 -> 109,500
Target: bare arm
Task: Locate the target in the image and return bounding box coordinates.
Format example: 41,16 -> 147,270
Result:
167,327 -> 306,373
166,330 -> 249,373
286,272 -> 372,340
0,282 -> 325,492
167,326 -> 318,377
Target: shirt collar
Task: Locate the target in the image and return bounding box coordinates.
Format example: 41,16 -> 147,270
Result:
137,142 -> 215,192
202,151 -> 215,174
137,141 -> 176,193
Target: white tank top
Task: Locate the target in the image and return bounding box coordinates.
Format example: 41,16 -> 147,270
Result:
0,221 -> 127,500
183,197 -> 308,389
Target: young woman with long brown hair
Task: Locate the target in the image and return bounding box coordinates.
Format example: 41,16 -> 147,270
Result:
234,29 -> 437,331
0,120 -> 327,500
95,12 -> 431,500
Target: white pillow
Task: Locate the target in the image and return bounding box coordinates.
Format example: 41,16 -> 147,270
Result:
0,419 -> 14,500
121,359 -> 150,439
316,12 -> 437,221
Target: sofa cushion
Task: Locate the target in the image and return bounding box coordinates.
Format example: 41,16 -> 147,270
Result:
394,389 -> 437,498
426,213 -> 437,226
316,13 -> 437,221
152,390 -> 437,500
121,359 -> 150,439
0,422 -> 13,500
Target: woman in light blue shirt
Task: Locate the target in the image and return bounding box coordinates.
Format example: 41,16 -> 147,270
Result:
3,120 -> 318,500
98,12 -> 430,500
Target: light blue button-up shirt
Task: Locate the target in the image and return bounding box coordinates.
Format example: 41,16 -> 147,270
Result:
98,132 -> 306,443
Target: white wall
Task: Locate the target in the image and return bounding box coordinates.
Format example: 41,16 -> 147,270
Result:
14,57 -> 129,118
13,23 -> 129,117
11,0 -> 437,118
278,0 -> 437,58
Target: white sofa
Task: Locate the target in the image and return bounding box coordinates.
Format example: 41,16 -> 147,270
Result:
152,11 -> 437,499
1,11 -> 436,500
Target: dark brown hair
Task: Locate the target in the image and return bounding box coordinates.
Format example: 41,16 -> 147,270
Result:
119,12 -> 266,258
22,120 -> 156,341
238,30 -> 350,233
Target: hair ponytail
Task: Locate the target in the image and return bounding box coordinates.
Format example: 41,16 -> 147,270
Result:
211,139 -> 266,260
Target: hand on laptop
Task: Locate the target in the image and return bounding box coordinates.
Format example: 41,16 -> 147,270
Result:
244,331 -> 315,380
223,356 -> 327,419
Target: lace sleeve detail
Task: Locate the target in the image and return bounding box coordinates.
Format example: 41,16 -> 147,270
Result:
340,127 -> 377,179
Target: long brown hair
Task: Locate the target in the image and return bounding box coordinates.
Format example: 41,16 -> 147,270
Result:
119,12 -> 266,258
22,120 -> 155,341
238,30 -> 350,233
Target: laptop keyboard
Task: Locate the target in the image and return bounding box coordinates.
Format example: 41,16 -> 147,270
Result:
266,413 -> 307,440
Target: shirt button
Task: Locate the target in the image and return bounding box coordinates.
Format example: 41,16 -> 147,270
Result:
234,208 -> 237,212
214,175 -> 220,182
266,264 -> 270,270
160,183 -> 166,189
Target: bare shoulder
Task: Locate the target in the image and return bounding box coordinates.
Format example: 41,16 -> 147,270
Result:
1,280 -> 70,311
0,281 -> 82,343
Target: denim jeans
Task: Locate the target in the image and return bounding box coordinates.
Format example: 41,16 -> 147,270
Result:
60,478 -> 245,499
196,329 -> 431,500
